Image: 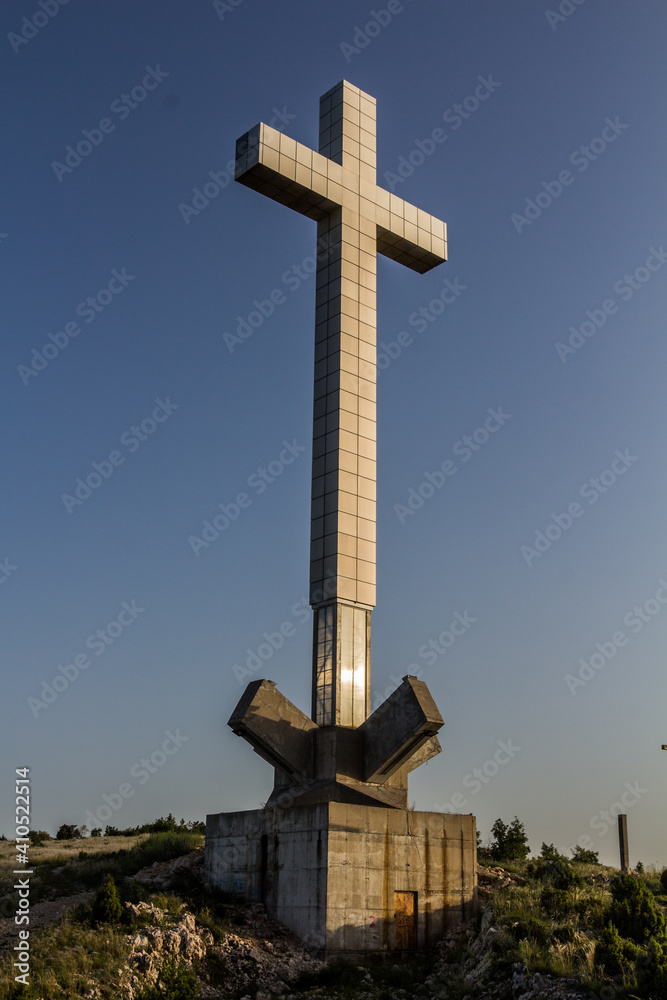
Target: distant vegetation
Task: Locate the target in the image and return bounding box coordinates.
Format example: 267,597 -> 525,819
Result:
10,815 -> 207,843
102,814 -> 206,838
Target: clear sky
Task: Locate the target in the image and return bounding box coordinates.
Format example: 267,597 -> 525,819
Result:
2,0 -> 667,868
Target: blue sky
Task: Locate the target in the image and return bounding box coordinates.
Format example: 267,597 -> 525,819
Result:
2,0 -> 667,867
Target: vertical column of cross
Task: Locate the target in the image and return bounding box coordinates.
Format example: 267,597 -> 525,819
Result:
310,82 -> 378,729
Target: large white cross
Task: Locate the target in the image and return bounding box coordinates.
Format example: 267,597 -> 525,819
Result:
235,80 -> 447,730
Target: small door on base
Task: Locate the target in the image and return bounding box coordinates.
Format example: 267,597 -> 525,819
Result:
394,890 -> 417,950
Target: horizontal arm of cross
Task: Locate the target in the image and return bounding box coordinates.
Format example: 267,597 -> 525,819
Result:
236,123 -> 447,273
236,123 -> 344,221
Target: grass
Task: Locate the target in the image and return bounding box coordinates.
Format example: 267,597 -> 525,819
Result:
0,835 -> 148,877
472,859 -> 667,999
0,914 -> 131,1000
0,833 -> 206,999
0,832 -> 204,914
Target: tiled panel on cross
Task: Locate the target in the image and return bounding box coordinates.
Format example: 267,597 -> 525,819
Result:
310,211 -> 377,613
310,81 -> 378,615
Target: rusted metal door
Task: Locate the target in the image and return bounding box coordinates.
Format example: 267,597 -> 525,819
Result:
394,890 -> 417,949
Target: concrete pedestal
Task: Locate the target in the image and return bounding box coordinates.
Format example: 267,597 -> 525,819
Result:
206,802 -> 477,954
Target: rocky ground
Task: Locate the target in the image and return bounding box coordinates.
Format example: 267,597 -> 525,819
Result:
107,856 -> 593,999
0,851 -> 615,999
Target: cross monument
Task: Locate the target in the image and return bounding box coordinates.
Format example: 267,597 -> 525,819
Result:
206,82 -> 476,954
231,81 -> 447,800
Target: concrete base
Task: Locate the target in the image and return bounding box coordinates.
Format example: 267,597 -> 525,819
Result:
206,802 -> 477,955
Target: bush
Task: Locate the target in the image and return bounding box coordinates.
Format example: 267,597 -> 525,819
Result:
91,827 -> 102,837
594,922 -> 629,977
607,873 -> 667,944
571,845 -> 599,864
512,915 -> 550,944
102,816 -> 206,838
490,817 -> 530,861
56,823 -> 80,840
660,868 -> 667,893
28,829 -> 50,846
92,873 -> 122,924
529,854 -> 584,893
637,938 -> 667,996
538,842 -> 567,862
541,886 -> 573,917
135,955 -> 200,999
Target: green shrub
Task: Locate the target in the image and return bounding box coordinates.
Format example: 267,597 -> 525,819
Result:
55,823 -> 80,840
594,923 -> 627,977
103,816 -> 206,838
607,873 -> 667,944
530,855 -> 584,906
660,868 -> 667,893
512,915 -> 550,944
637,938 -> 667,996
538,842 -> 567,862
92,873 -> 122,924
571,845 -> 599,864
540,886 -> 573,917
490,817 -> 530,861
28,830 -> 50,846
